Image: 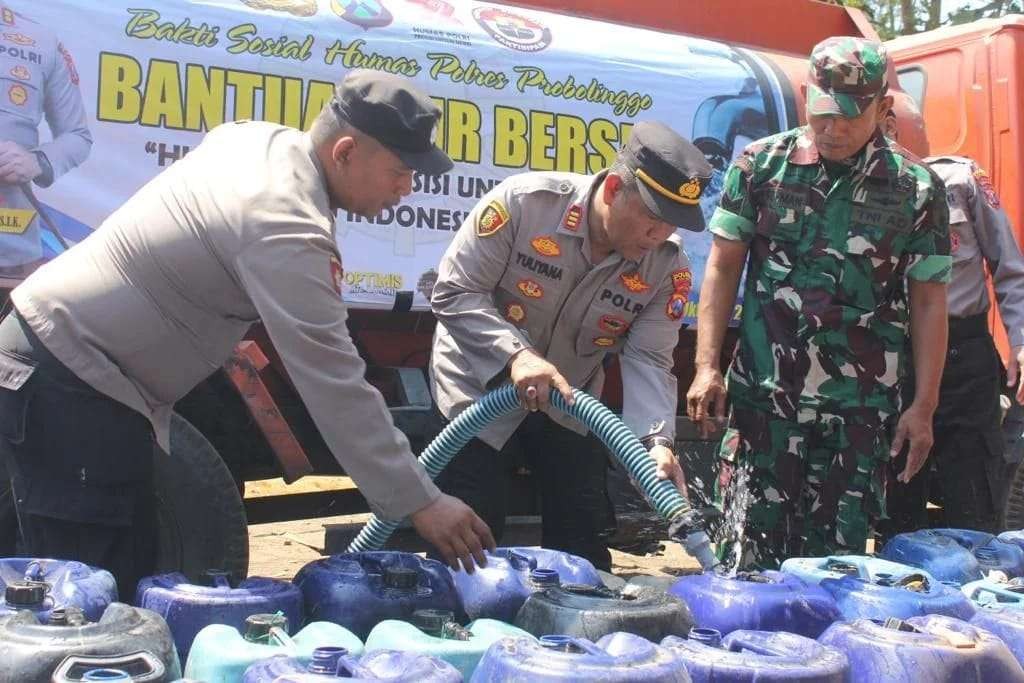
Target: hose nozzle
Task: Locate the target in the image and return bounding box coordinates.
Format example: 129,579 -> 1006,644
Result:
668,508 -> 720,571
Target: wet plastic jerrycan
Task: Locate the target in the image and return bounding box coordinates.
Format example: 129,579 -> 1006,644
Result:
668,570 -> 840,638
0,602 -> 181,683
241,646 -> 462,682
0,557 -> 117,622
451,547 -> 602,622
818,614 -> 1024,682
817,571 -> 976,622
364,608 -> 533,679
662,627 -> 849,682
998,530 -> 1024,554
294,552 -> 464,639
879,530 -> 984,585
962,576 -> 1024,609
780,554 -> 934,586
183,613 -> 363,683
931,528 -> 1024,578
135,569 -> 303,666
971,604 -> 1024,669
514,583 -> 693,642
471,632 -> 689,682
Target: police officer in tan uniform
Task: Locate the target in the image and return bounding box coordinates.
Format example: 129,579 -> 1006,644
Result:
0,4 -> 91,279
430,122 -> 712,570
0,70 -> 495,596
882,111 -> 1024,533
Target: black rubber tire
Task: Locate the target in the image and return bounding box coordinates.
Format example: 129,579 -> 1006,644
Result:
0,414 -> 249,580
1003,462 -> 1024,531
154,414 -> 249,579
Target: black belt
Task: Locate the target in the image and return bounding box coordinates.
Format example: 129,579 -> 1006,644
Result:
948,312 -> 989,344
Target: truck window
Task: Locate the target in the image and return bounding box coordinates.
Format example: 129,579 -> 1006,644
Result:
897,66 -> 927,112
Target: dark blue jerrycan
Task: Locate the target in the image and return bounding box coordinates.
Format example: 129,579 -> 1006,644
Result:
135,569 -> 303,666
880,529 -> 993,585
0,602 -> 181,683
241,646 -> 462,682
999,530 -> 1024,554
930,529 -> 1024,578
470,632 -> 690,682
818,572 -> 976,621
293,552 -> 464,640
514,583 -> 693,641
662,627 -> 849,682
668,571 -> 840,638
1,558 -> 117,623
450,547 -> 602,622
818,614 -> 1024,682
971,604 -> 1024,669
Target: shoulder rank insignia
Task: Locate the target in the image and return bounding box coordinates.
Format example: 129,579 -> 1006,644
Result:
516,279 -> 543,299
670,268 -> 693,298
477,199 -> 510,237
620,271 -> 650,294
531,235 -> 561,257
973,167 -> 1001,209
563,204 -> 582,231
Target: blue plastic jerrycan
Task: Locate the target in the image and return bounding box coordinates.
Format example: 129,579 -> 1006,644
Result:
183,612 -> 363,682
931,528 -> 1024,578
364,608 -> 533,679
242,646 -> 462,682
451,547 -> 602,622
971,604 -> 1024,669
1,557 -> 117,623
999,530 -> 1024,553
817,571 -> 976,622
879,530 -> 985,585
135,569 -> 303,666
662,627 -> 849,682
818,614 -> 1024,682
294,552 -> 464,640
668,570 -> 841,638
780,554 -> 934,586
471,632 -> 690,682
962,576 -> 1024,609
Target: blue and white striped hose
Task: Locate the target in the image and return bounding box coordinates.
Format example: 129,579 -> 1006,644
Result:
346,385 -> 716,569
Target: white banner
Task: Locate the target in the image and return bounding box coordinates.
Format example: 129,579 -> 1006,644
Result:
4,0 -> 791,322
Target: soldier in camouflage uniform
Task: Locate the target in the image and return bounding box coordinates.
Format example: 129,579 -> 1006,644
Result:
686,37 -> 951,569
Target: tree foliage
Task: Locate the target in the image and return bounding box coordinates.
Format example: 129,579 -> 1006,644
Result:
840,0 -> 1022,39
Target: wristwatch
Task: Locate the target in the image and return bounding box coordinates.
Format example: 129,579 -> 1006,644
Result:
640,435 -> 674,451
33,150 -> 53,186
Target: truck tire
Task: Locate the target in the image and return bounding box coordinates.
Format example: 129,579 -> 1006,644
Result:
1003,462 -> 1024,531
0,414 -> 249,579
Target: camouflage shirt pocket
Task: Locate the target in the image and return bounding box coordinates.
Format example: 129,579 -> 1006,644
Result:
840,228 -> 899,309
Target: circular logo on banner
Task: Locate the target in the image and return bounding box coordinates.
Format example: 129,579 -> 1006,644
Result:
331,0 -> 393,29
472,7 -> 552,52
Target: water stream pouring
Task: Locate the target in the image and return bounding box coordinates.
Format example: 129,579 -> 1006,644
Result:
346,385 -> 717,570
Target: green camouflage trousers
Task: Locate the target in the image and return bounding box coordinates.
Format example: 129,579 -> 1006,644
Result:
715,402 -> 892,570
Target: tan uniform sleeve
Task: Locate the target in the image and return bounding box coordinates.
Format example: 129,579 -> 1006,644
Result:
431,181 -> 531,386
619,251 -> 690,442
235,228 -> 440,521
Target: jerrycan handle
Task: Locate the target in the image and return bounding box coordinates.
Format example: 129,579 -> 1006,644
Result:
51,651 -> 165,682
725,637 -> 787,658
966,585 -> 1024,606
507,550 -> 536,571
203,569 -> 234,589
539,635 -> 611,660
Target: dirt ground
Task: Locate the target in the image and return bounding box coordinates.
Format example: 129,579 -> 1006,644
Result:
245,476 -> 702,581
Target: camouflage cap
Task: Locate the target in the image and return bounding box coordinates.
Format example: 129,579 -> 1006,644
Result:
806,36 -> 889,118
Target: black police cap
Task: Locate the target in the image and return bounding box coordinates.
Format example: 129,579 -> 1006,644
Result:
622,121 -> 713,232
331,69 -> 453,175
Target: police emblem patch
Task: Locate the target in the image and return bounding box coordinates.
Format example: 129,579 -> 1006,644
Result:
670,268 -> 693,298
8,84 -> 26,106
1,8 -> 13,26
477,199 -> 510,237
563,204 -> 582,231
593,336 -> 615,347
620,271 -> 650,294
505,302 -> 527,324
9,66 -> 28,81
330,0 -> 393,29
974,167 -> 1001,209
598,314 -> 629,335
666,292 -> 686,321
329,254 -> 344,295
2,32 -> 33,46
531,235 -> 561,257
516,279 -> 543,299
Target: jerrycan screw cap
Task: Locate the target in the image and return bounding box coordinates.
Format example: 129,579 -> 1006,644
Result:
5,581 -> 46,606
529,569 -> 560,587
411,609 -> 456,635
308,646 -> 349,674
244,613 -> 289,642
48,606 -> 87,626
383,566 -> 419,590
